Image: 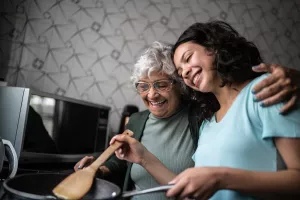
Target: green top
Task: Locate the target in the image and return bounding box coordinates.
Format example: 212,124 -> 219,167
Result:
103,104 -> 202,192
130,107 -> 194,200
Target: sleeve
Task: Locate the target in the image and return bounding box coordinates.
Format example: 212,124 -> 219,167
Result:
259,103 -> 300,139
251,76 -> 300,139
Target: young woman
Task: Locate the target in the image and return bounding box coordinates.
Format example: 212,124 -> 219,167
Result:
165,21 -> 300,200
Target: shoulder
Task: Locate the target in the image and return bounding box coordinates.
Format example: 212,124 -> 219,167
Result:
238,74 -> 270,110
129,110 -> 150,120
126,110 -> 149,129
247,73 -> 269,92
245,75 -> 300,139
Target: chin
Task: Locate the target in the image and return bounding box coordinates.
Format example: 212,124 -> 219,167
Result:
190,85 -> 200,92
151,112 -> 166,118
200,88 -> 211,93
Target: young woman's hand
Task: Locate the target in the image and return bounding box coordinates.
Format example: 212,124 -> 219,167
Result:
74,156 -> 95,171
252,63 -> 299,113
110,134 -> 149,165
166,167 -> 224,200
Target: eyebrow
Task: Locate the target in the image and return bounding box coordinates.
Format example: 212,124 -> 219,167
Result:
180,49 -> 192,63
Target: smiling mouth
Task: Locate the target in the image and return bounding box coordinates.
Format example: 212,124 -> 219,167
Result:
192,73 -> 201,87
149,100 -> 166,106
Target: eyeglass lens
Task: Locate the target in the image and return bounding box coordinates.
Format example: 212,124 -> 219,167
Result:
136,80 -> 173,93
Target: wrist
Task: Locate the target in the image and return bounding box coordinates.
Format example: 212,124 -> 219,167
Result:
215,167 -> 230,190
140,150 -> 152,168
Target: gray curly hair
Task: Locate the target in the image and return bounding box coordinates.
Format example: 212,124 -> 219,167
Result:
130,41 -> 188,95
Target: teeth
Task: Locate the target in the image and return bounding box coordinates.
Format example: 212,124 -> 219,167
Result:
193,74 -> 200,85
150,100 -> 165,105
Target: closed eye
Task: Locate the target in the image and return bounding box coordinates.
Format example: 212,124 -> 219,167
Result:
185,54 -> 191,62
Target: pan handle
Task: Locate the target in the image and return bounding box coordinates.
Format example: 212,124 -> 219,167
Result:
121,184 -> 174,198
44,195 -> 58,199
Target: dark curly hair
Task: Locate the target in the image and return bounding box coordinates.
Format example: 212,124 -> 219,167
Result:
172,21 -> 264,120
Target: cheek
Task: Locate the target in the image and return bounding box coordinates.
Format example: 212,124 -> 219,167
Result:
184,79 -> 199,91
140,94 -> 147,101
184,79 -> 192,87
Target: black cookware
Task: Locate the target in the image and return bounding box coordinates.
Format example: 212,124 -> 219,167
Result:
2,173 -> 173,200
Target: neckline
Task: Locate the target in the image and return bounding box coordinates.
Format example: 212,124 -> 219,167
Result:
213,81 -> 252,124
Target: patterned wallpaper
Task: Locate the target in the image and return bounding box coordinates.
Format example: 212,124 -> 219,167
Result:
1,0 -> 299,133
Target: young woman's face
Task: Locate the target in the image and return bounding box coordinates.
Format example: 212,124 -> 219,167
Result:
173,42 -> 220,93
137,71 -> 181,118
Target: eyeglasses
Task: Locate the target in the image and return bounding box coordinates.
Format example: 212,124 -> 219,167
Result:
135,79 -> 175,94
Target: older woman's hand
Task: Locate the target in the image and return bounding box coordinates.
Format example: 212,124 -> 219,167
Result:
74,156 -> 95,171
252,63 -> 299,114
110,134 -> 149,165
166,167 -> 223,200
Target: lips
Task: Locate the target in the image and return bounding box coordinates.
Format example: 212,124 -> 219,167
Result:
149,100 -> 166,106
150,100 -> 166,105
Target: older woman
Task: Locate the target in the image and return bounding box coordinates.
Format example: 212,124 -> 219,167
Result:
76,41 -> 297,200
76,41 -> 202,199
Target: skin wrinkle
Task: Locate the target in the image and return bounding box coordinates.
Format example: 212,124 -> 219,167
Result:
139,71 -> 181,118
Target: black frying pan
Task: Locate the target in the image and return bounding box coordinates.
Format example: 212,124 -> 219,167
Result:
3,173 -> 120,199
2,173 -> 173,200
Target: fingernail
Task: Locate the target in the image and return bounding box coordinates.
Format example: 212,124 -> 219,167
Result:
78,165 -> 82,169
252,65 -> 259,68
260,102 -> 265,107
279,111 -> 285,115
251,90 -> 256,94
253,96 -> 258,102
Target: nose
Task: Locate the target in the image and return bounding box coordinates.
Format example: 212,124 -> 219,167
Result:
147,87 -> 159,98
182,64 -> 191,79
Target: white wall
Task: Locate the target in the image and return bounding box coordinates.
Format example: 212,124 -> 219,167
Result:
1,0 -> 299,132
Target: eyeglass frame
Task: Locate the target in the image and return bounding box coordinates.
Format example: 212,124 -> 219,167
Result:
134,79 -> 176,94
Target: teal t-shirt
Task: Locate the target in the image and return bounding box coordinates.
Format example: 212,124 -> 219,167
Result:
193,74 -> 300,200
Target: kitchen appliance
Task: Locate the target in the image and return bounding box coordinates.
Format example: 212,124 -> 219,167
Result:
0,138 -> 18,179
0,87 -> 111,173
2,173 -> 173,200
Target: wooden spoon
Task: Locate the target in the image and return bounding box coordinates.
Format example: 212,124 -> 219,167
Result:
52,129 -> 134,200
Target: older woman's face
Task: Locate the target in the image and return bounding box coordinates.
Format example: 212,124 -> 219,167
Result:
137,71 -> 181,118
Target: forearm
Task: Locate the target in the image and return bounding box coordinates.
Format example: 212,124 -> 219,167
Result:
141,151 -> 176,185
221,168 -> 300,198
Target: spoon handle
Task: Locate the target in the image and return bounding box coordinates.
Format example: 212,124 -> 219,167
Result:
90,130 -> 133,170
